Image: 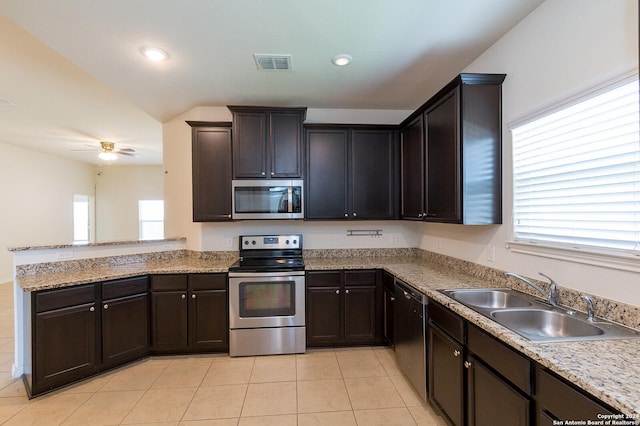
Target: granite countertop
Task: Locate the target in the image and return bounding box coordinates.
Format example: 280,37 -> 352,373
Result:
15,254 -> 640,416
8,237 -> 187,252
307,256 -> 640,417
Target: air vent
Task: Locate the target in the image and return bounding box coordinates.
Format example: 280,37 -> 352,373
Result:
254,54 -> 292,71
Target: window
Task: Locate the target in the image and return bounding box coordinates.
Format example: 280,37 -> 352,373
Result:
138,200 -> 164,240
510,75 -> 639,260
73,194 -> 90,243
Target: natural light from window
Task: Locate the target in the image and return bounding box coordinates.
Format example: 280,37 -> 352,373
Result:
73,194 -> 90,244
511,76 -> 640,256
139,200 -> 164,240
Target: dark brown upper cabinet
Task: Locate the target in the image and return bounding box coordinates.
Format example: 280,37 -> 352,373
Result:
188,122 -> 233,222
400,73 -> 505,224
305,125 -> 398,220
228,106 -> 306,179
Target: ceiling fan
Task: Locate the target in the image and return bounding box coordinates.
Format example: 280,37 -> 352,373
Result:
71,141 -> 137,161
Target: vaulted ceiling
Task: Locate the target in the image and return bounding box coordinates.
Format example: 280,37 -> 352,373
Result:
0,0 -> 544,165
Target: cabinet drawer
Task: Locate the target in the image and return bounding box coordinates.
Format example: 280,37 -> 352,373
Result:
35,284 -> 95,313
467,324 -> 532,395
151,274 -> 188,291
189,274 -> 226,291
306,271 -> 341,287
345,270 -> 377,286
102,276 -> 148,300
537,368 -> 615,420
429,301 -> 464,343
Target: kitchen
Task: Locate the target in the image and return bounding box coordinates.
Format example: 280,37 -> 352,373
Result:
1,0 -> 639,424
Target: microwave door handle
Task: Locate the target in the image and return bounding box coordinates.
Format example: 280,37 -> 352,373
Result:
287,187 -> 293,213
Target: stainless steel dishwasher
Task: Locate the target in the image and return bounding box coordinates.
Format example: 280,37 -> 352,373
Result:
394,279 -> 427,401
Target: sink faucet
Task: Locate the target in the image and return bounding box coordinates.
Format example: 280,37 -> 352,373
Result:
580,295 -> 596,321
504,272 -> 559,307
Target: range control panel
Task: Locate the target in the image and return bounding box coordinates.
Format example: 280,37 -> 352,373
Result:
239,234 -> 302,250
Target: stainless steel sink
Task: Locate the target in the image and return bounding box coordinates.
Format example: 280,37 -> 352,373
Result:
439,288 -> 640,342
491,309 -> 604,340
444,289 -> 532,309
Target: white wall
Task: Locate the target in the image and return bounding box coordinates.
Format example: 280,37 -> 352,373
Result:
0,142 -> 96,283
419,0 -> 639,304
95,165 -> 164,241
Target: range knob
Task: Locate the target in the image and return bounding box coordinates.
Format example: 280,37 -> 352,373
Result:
251,240 -> 256,245
293,239 -> 297,245
286,240 -> 290,245
244,240 -> 249,245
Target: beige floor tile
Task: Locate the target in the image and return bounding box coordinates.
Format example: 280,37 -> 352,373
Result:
296,348 -> 337,358
3,392 -> 92,426
337,353 -> 387,378
0,379 -> 27,398
0,353 -> 14,372
61,390 -> 144,425
241,381 -> 297,417
354,407 -> 418,425
298,410 -> 358,426
0,396 -> 30,424
344,377 -> 405,410
296,355 -> 342,381
60,372 -> 114,394
100,363 -> 168,391
182,384 -> 247,421
334,347 -> 376,357
238,414 -> 297,426
249,356 -> 296,383
0,374 -> 18,394
0,338 -> 14,354
152,361 -> 210,389
213,355 -> 255,363
121,387 -> 197,424
408,404 -> 448,426
201,358 -> 254,385
180,419 -> 238,426
375,349 -> 405,376
390,375 -> 426,407
297,379 -> 352,413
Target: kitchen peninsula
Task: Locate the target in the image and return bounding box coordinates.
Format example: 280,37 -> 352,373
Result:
9,240 -> 640,420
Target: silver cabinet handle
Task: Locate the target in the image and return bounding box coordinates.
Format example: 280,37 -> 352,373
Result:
270,171 -> 274,176
464,361 -> 473,369
261,171 -> 266,176
453,350 -> 461,357
403,291 -> 411,300
181,294 -> 186,299
344,213 -> 348,217
418,213 -> 424,218
345,289 -> 350,294
335,289 -> 340,295
89,306 -> 95,312
192,294 -> 196,299
353,212 -> 357,217
103,304 -> 109,310
390,297 -> 395,301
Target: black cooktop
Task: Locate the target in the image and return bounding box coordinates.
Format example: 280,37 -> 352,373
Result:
228,257 -> 305,273
229,234 -> 304,272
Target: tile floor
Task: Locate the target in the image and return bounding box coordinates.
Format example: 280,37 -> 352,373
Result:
0,282 -> 447,425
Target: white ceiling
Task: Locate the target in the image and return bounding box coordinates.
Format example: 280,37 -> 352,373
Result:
0,0 -> 544,165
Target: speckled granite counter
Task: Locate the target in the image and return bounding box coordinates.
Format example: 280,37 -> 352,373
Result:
15,250 -> 640,415
306,255 -> 640,417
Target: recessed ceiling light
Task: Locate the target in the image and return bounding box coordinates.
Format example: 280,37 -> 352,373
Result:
140,46 -> 170,62
332,54 -> 353,66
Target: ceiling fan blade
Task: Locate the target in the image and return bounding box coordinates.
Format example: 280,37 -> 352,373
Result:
117,147 -> 135,153
116,151 -> 139,157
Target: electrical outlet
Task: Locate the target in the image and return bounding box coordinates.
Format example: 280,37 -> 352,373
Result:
225,237 -> 233,247
56,250 -> 73,260
487,245 -> 496,262
436,238 -> 442,249
391,234 -> 397,244
334,236 -> 341,245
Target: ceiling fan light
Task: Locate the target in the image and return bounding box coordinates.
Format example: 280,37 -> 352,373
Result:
332,54 -> 353,66
140,46 -> 169,62
98,151 -> 118,161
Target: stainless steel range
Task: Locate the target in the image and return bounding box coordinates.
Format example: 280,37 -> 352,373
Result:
228,234 -> 305,356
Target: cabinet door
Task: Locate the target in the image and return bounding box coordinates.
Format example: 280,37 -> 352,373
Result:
467,355 -> 530,426
382,271 -> 395,347
344,285 -> 377,342
306,271 -> 342,346
34,302 -> 97,393
429,324 -> 464,426
102,294 -> 149,368
191,126 -> 232,221
350,129 -> 396,219
425,88 -> 461,222
233,112 -> 267,178
305,129 -> 349,219
188,287 -> 228,351
151,290 -> 188,351
401,115 -> 425,219
270,112 -> 303,178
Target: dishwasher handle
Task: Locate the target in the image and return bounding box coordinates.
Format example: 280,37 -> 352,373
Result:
394,280 -> 426,304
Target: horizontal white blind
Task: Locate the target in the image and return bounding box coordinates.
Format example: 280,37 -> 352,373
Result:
512,78 -> 640,253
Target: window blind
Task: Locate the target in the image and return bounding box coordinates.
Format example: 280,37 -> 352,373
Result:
511,78 -> 640,253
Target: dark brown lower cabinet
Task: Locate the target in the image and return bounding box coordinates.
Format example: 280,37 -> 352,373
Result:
33,287 -> 98,396
429,323 -> 464,426
306,269 -> 383,347
382,271 -> 395,346
151,273 -> 228,353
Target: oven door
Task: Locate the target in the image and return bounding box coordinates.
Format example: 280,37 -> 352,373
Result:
228,271 -> 305,329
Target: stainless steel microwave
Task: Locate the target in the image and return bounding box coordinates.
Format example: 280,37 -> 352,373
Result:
232,180 -> 304,220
